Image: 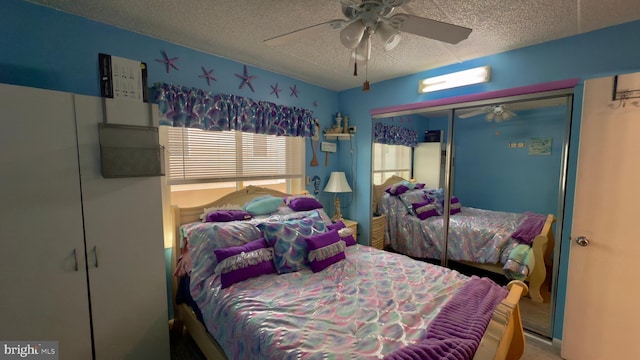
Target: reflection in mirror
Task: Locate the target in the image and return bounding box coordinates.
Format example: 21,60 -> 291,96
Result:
371,114 -> 447,263
446,96 -> 569,337
371,93 -> 573,339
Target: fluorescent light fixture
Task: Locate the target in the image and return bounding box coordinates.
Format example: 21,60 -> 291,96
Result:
418,66 -> 491,93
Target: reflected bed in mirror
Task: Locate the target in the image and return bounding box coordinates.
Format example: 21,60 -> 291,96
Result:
373,175 -> 555,304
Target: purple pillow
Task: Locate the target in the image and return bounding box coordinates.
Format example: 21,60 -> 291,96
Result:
287,196 -> 324,211
450,196 -> 462,215
327,221 -> 356,246
386,183 -> 409,195
414,183 -> 425,189
214,238 -> 275,289
412,199 -> 439,220
205,209 -> 253,222
305,229 -> 346,272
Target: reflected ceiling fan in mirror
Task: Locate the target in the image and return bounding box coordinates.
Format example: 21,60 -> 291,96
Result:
264,0 -> 472,91
458,104 -> 517,122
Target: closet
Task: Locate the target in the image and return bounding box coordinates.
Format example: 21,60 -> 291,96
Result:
0,83 -> 170,359
370,81 -> 576,338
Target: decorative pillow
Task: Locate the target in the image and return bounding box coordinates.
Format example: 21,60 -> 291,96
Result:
450,196 -> 462,215
327,221 -> 356,246
244,195 -> 284,215
214,238 -> 276,289
412,199 -> 439,220
305,229 -> 346,272
398,190 -> 428,216
259,211 -> 328,274
199,204 -> 244,221
425,188 -> 445,215
386,182 -> 410,195
286,195 -> 324,211
401,180 -> 416,190
204,209 -> 253,223
414,183 -> 426,189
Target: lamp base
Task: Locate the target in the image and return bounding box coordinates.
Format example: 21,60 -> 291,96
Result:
332,196 -> 343,222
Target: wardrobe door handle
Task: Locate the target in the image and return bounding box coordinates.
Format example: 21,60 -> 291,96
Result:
73,248 -> 79,271
93,245 -> 99,268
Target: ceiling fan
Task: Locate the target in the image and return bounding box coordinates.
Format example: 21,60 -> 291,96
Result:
458,104 -> 517,122
264,0 -> 472,89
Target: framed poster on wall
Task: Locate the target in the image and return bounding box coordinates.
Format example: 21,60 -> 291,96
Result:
99,53 -> 148,102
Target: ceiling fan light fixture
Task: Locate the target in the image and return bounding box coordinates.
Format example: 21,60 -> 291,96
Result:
418,66 -> 491,93
377,22 -> 401,51
340,20 -> 366,49
351,33 -> 372,62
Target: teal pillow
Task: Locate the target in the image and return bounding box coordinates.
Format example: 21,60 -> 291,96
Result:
244,195 -> 283,215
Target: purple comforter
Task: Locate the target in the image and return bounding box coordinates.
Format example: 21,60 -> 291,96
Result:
384,277 -> 508,360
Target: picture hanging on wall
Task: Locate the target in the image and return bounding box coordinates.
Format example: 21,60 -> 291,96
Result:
529,137 -> 552,156
98,53 -> 148,102
612,72 -> 640,100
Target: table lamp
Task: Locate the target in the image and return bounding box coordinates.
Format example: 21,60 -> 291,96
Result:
324,171 -> 352,222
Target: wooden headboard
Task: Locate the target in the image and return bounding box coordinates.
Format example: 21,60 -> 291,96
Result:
372,175 -> 407,214
172,185 -> 291,229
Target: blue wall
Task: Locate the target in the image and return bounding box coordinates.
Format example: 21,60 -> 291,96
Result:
6,0 -> 640,341
0,0 -> 340,201
339,20 -> 640,339
452,106 -> 566,216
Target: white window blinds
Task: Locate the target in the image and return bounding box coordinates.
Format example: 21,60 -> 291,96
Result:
372,143 -> 412,184
167,127 -> 304,184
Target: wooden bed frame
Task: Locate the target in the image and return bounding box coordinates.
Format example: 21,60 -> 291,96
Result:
170,185 -> 529,360
374,175 -> 555,303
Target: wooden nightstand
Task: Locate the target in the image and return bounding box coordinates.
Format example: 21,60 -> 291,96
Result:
341,219 -> 357,240
371,215 -> 386,250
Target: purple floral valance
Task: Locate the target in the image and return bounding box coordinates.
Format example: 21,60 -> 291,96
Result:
373,122 -> 418,147
153,83 -> 316,137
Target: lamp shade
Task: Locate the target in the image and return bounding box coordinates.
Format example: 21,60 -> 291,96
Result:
377,22 -> 401,51
340,20 -> 366,49
324,172 -> 352,193
351,34 -> 371,62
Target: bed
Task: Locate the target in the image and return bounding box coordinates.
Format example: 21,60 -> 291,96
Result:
170,185 -> 529,360
373,176 -> 555,303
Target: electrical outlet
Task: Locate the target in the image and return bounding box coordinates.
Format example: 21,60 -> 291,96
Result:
348,126 -> 356,134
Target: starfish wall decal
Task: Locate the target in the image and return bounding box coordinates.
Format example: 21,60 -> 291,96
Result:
289,84 -> 299,98
270,83 -> 282,98
156,50 -> 179,73
198,67 -> 216,86
235,65 -> 257,92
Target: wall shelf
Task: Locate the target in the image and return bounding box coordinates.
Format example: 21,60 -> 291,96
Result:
324,133 -> 353,141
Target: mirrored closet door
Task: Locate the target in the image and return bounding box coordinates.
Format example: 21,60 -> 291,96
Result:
371,90 -> 574,338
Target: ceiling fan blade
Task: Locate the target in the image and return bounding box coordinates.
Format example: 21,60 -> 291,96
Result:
503,108 -> 517,118
458,107 -> 489,119
389,14 -> 471,44
264,19 -> 346,46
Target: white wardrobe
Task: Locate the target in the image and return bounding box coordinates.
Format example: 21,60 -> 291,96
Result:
0,83 -> 170,359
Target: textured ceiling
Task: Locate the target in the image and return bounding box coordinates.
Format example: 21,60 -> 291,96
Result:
27,0 -> 640,91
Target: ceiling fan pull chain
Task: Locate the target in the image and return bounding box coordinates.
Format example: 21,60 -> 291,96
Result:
354,61 -> 358,76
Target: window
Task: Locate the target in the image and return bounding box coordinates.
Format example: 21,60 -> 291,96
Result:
372,143 -> 411,185
163,127 -> 304,206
